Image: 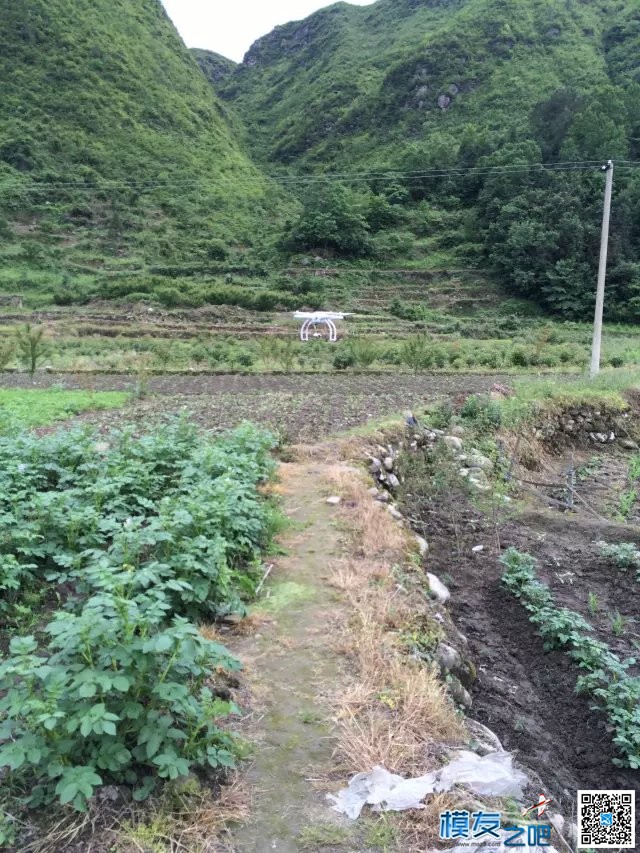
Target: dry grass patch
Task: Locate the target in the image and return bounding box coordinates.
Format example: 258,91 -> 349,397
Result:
323,464 -> 407,559
320,462 -> 464,783
327,557 -> 392,592
111,773 -> 251,853
334,615 -> 462,775
198,623 -> 223,642
19,775 -> 251,853
399,791 -> 471,850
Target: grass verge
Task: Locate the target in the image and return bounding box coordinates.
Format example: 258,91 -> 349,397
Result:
498,369 -> 640,425
0,388 -> 129,428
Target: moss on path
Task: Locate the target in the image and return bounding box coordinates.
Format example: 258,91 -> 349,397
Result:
226,463 -> 366,852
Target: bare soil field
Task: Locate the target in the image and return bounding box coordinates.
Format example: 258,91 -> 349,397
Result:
2,372 -> 518,442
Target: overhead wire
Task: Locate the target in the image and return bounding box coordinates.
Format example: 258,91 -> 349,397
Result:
0,159 -> 639,195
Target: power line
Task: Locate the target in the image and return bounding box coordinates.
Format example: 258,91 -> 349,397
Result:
3,160 -> 639,191
1,159 -> 639,195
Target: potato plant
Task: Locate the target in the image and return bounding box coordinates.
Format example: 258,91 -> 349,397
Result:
597,541 -> 640,582
501,548 -> 640,769
0,417 -> 276,810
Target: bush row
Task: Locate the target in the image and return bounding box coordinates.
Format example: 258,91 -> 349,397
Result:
500,548 -> 640,769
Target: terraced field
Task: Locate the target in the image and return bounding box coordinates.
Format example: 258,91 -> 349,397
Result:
2,371 -> 517,442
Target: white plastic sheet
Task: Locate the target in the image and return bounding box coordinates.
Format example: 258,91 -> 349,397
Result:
446,844 -> 560,853
435,750 -> 527,798
328,750 -> 527,818
326,766 -> 437,818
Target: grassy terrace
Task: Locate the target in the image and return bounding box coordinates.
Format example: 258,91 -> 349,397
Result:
0,388 -> 129,429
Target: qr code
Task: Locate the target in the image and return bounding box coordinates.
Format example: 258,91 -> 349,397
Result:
577,790 -> 635,849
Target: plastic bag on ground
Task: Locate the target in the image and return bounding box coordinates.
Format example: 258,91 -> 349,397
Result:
445,844 -> 560,853
326,765 -> 436,818
435,750 -> 528,798
328,750 -> 527,818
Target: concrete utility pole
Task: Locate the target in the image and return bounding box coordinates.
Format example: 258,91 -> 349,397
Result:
589,160 -> 614,378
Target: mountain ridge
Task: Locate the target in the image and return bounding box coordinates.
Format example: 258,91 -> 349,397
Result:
213,0 -> 635,167
0,0 -> 277,297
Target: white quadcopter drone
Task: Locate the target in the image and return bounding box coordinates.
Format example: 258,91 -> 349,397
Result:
293,311 -> 352,342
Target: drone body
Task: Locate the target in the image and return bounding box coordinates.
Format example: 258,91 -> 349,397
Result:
293,311 -> 351,342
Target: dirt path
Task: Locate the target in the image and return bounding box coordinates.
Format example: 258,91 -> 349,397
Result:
224,462 -> 358,853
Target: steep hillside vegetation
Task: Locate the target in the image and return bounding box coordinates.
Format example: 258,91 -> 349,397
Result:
212,0 -> 640,321
192,49 -> 237,87
215,0 -> 638,166
0,0 -> 279,303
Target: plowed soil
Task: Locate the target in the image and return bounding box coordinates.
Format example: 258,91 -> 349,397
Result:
405,461 -> 640,812
2,372 -> 517,442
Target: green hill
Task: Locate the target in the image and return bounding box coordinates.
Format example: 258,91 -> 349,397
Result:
192,49 -> 237,87
211,0 -> 640,321
214,0 -> 639,168
0,0 -> 279,303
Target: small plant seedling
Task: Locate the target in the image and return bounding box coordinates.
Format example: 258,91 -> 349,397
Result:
15,323 -> 49,375
513,715 -> 527,732
298,709 -> 322,725
628,453 -> 640,482
618,488 -> 637,521
501,547 -> 640,769
133,354 -> 152,399
298,823 -> 352,848
597,541 -> 640,581
610,611 -> 626,636
576,457 -> 603,480
365,814 -> 398,851
588,592 -> 599,615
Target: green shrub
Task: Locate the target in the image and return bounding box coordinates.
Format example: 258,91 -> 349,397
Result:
208,240 -> 229,261
333,350 -> 355,370
538,352 -> 560,368
15,323 -> 49,375
389,299 -> 423,321
510,347 -> 530,367
478,350 -> 500,369
558,346 -> 577,364
236,351 -> 255,368
0,338 -> 15,371
155,286 -> 184,308
400,334 -> 433,372
433,348 -> 448,369
273,339 -> 299,371
348,337 -> 379,368
429,400 -> 454,430
460,394 -> 502,428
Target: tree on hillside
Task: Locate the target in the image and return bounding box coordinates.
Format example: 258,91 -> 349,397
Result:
284,183 -> 372,257
485,182 -> 600,318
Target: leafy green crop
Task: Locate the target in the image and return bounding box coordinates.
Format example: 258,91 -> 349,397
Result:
0,417 -> 276,810
597,541 -> 640,582
500,547 -> 640,769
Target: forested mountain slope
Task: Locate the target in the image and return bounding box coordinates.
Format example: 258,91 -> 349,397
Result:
0,0 -> 277,297
215,0 -> 639,168
208,0 -> 640,320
